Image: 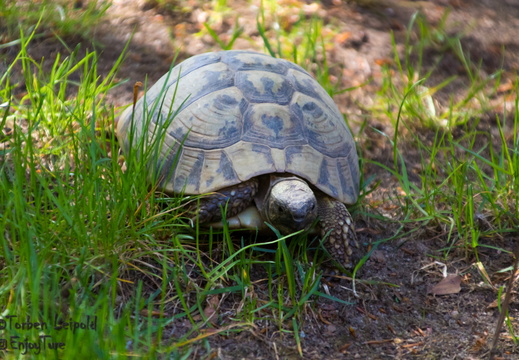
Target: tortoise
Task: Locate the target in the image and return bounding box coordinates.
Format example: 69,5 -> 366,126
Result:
117,50 -> 360,267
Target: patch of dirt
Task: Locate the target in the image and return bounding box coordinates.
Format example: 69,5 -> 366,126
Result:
3,0 -> 519,358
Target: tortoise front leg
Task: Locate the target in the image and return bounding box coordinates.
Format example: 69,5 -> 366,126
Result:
317,195 -> 359,268
193,178 -> 259,224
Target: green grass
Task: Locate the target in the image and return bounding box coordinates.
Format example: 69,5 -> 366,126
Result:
1,1 -> 518,358
372,14 -> 518,252
0,0 -> 110,44
0,25 -> 342,359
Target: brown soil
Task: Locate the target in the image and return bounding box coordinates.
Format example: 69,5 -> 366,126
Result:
4,0 -> 519,358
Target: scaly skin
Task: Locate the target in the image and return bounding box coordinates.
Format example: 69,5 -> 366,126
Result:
195,178 -> 259,224
316,195 -> 359,268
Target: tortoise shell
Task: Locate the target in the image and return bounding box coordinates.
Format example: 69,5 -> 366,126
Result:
117,50 -> 359,204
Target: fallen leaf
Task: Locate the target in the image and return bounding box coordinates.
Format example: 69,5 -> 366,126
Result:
487,293 -> 511,309
370,249 -> 386,263
140,309 -> 168,317
203,295 -> 220,323
402,341 -> 424,348
375,58 -> 393,66
430,274 -> 462,295
335,31 -> 351,44
497,81 -> 514,94
365,339 -> 396,345
339,343 -> 352,352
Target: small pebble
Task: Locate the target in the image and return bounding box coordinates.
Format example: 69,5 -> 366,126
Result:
326,324 -> 337,334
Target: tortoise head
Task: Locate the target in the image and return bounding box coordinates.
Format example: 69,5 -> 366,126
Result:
264,178 -> 318,234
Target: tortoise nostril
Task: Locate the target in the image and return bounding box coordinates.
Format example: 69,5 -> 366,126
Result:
292,208 -> 309,222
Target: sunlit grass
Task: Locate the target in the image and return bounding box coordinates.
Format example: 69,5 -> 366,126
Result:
0,0 -> 110,42
370,13 -> 517,249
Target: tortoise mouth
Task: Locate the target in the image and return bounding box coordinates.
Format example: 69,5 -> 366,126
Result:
290,206 -> 318,231
292,217 -> 316,231
273,215 -> 315,235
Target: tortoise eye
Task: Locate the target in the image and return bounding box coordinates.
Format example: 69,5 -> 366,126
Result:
277,205 -> 285,213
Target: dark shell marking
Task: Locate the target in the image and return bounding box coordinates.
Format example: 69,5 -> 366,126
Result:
117,50 -> 359,204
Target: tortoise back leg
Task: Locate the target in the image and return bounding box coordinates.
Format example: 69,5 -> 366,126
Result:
317,195 -> 359,268
193,178 -> 259,224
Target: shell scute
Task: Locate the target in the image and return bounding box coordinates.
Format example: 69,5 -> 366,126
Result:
169,65 -> 235,115
174,148 -> 205,192
242,103 -> 305,149
223,51 -> 289,75
236,71 -> 293,105
200,150 -> 240,190
171,87 -> 244,150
